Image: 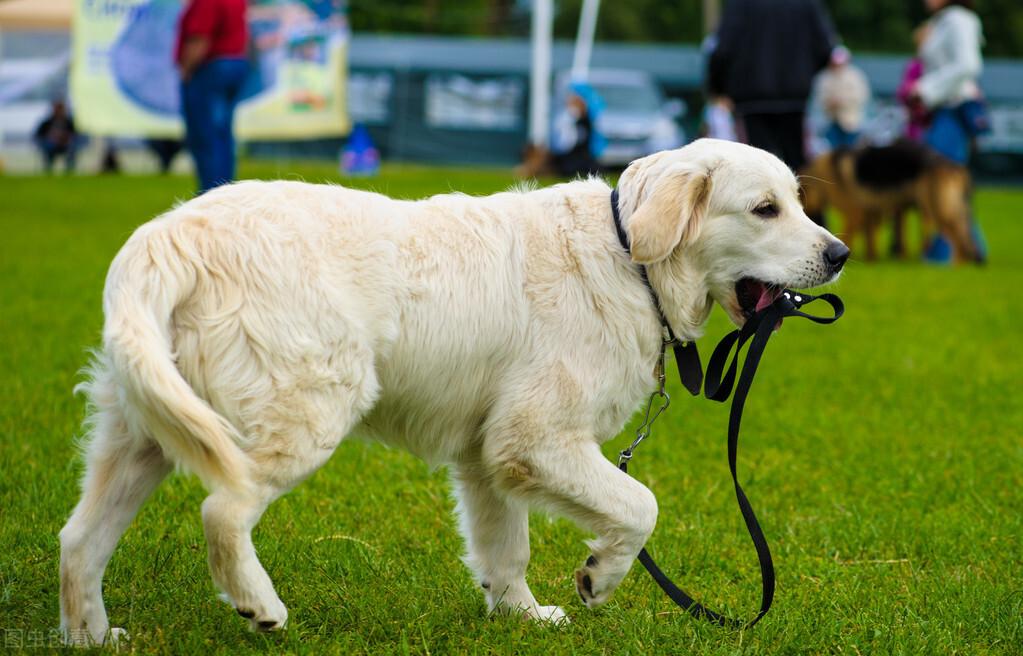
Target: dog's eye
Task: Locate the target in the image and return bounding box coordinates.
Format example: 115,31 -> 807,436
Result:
752,202 -> 779,219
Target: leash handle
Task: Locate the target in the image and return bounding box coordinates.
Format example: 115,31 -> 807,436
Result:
776,290 -> 844,324
624,288 -> 843,629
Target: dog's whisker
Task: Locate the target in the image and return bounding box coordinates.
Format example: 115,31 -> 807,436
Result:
796,174 -> 833,185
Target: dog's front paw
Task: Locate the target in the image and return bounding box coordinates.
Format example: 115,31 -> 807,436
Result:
224,593 -> 288,633
236,603 -> 288,633
575,554 -> 630,608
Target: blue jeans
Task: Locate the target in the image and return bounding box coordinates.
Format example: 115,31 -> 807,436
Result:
181,58 -> 248,194
36,138 -> 80,173
826,122 -> 859,149
925,107 -> 969,165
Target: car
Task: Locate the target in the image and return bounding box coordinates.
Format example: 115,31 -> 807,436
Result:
555,69 -> 685,167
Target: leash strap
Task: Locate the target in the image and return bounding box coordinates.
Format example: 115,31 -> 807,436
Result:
621,290 -> 844,628
608,187 -> 844,627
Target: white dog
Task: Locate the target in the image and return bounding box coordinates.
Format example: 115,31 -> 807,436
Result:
59,139 -> 848,644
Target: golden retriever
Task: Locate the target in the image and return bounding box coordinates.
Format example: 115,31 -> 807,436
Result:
59,139 -> 847,644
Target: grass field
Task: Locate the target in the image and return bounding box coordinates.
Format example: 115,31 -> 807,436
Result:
1,163 -> 1021,654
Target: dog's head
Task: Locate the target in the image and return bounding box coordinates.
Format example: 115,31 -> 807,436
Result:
618,139 -> 849,333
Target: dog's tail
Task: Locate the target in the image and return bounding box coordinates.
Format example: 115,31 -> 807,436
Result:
101,220 -> 252,494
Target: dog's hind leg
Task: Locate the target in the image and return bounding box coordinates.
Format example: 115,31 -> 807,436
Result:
890,206 -> 908,259
451,459 -> 566,624
60,397 -> 172,646
201,487 -> 289,632
201,368 -> 377,633
200,439 -> 344,633
922,174 -> 978,264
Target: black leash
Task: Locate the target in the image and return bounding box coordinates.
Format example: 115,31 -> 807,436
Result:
610,188 -> 844,628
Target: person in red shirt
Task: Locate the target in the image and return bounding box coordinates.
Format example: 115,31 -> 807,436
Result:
176,0 -> 249,193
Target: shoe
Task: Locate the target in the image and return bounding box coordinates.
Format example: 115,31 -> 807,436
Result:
923,235 -> 952,264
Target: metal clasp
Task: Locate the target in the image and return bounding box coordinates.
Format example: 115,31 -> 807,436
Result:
618,341 -> 672,467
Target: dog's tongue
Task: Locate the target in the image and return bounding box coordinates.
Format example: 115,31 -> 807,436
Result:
754,284 -> 776,312
752,283 -> 785,330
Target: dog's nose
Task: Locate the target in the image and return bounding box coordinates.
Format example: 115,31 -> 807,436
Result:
824,241 -> 850,272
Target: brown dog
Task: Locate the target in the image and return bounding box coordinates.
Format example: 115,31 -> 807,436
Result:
800,140 -> 980,263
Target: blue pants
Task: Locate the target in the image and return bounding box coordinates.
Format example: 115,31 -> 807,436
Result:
181,58 -> 248,194
925,108 -> 969,165
826,123 -> 859,149
36,138 -> 79,173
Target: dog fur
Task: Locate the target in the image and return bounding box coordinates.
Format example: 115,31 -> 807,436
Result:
800,140 -> 979,263
59,139 -> 846,644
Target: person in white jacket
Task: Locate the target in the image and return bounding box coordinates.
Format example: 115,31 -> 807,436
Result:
911,0 -> 986,165
910,0 -> 988,263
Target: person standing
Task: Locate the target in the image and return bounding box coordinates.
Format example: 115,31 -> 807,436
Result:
708,0 -> 836,172
176,0 -> 249,194
896,24 -> 935,142
700,34 -> 738,142
910,0 -> 988,262
550,88 -> 601,178
817,46 -> 871,148
912,0 -> 987,165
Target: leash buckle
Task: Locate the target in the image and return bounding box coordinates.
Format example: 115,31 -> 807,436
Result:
619,340 -> 673,467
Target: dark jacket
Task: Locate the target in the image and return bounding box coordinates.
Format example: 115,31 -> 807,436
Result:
708,0 -> 835,114
34,113 -> 77,147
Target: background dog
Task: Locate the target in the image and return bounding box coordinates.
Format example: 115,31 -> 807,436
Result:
800,140 -> 980,263
59,139 -> 847,644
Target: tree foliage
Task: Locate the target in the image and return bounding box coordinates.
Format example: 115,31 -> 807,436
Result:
347,0 -> 1022,57
828,0 -> 1022,58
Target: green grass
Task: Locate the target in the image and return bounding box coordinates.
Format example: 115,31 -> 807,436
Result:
1,163 -> 1021,654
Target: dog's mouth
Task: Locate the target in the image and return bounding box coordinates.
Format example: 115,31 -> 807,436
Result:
735,277 -> 785,321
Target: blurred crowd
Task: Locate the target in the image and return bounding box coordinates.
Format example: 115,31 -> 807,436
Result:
696,0 -> 989,263
26,0 -> 994,263
704,0 -> 988,170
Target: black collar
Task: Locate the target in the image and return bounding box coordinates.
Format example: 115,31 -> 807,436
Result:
610,188 -> 673,337
610,188 -> 703,395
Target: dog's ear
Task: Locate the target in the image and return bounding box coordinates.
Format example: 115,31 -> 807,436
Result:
629,164 -> 712,264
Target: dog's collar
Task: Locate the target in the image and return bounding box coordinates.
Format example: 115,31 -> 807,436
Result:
610,188 -> 671,333
610,188 -> 703,396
